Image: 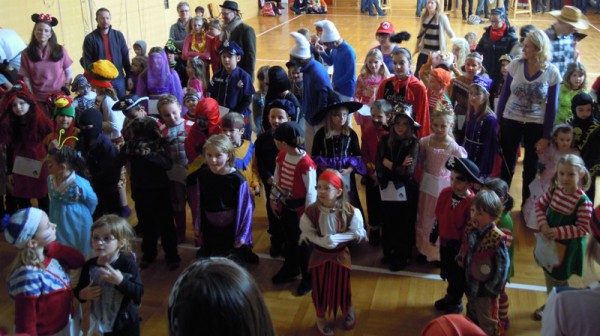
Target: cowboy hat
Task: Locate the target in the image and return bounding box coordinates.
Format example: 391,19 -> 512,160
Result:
549,6 -> 589,30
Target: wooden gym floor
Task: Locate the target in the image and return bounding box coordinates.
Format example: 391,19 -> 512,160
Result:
2,1 -> 600,335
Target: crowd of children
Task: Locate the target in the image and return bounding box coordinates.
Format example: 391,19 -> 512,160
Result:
3,3 -> 600,335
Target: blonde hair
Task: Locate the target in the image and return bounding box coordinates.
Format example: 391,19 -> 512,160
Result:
208,18 -> 222,31
7,214 -> 46,277
187,56 -> 207,88
187,16 -> 207,34
420,0 -> 442,23
451,38 -> 470,69
91,215 -> 136,257
562,62 -> 587,90
157,94 -> 181,114
552,154 -> 591,191
430,105 -> 455,135
324,106 -> 351,138
203,134 -> 235,167
525,29 -> 552,69
360,48 -> 390,78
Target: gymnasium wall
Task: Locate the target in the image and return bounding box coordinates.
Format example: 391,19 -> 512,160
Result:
2,0 -> 258,74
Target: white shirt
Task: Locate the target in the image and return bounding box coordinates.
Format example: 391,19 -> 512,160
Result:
541,281 -> 600,336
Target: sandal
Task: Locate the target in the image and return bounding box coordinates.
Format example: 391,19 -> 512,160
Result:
344,309 -> 356,330
315,320 -> 334,336
533,304 -> 545,321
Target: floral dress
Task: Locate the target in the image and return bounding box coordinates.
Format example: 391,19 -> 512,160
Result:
48,172 -> 98,258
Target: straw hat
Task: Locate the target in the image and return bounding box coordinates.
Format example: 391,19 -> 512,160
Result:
549,6 -> 589,30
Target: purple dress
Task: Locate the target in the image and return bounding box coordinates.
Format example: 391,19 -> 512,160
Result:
136,51 -> 183,115
463,109 -> 498,179
415,136 -> 467,261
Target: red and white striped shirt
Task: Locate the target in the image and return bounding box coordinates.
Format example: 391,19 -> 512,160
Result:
535,186 -> 592,240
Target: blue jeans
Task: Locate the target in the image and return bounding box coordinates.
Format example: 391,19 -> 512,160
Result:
476,0 -> 488,16
416,0 -> 426,16
367,0 -> 385,14
573,0 -> 587,12
112,76 -> 126,99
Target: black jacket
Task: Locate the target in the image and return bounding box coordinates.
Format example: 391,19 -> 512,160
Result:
476,25 -> 518,80
83,26 -> 131,79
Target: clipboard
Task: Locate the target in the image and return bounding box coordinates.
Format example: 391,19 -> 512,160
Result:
13,156 -> 42,178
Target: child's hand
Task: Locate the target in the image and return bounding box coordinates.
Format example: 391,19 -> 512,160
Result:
339,167 -> 353,175
48,139 -> 59,152
383,158 -> 393,170
99,263 -> 124,286
541,224 -> 557,240
402,155 -> 413,167
254,186 -> 261,196
535,138 -> 549,155
79,282 -> 102,301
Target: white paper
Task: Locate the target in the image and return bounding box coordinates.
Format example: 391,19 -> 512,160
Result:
13,156 -> 42,178
534,233 -> 560,272
357,104 -> 371,116
341,174 -> 352,193
420,172 -> 449,197
147,99 -> 159,116
527,178 -> 544,229
379,181 -> 407,201
218,105 -> 230,117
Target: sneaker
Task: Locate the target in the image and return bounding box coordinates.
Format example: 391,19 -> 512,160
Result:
272,266 -> 300,284
344,309 -> 356,330
445,303 -> 463,314
296,278 -> 312,296
434,297 -> 448,311
369,228 -> 380,246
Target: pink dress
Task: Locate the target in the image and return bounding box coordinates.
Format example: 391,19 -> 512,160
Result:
354,73 -> 384,131
415,136 -> 467,261
522,145 -> 579,230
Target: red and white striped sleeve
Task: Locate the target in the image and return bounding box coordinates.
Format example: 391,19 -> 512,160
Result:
555,195 -> 592,240
535,188 -> 553,229
499,227 -> 513,249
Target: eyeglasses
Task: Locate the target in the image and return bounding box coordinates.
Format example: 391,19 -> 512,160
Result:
92,235 -> 117,244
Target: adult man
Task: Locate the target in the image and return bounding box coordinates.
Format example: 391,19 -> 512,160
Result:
219,1 -> 256,81
82,8 -> 131,98
289,32 -> 332,154
314,20 -> 356,102
475,8 -> 518,80
0,28 -> 26,89
169,1 -> 191,52
546,6 -> 589,75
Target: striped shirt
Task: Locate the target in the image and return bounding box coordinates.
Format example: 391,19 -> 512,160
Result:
422,22 -> 440,54
535,187 -> 592,240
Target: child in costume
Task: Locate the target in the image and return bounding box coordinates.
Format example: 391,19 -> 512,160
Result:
463,75 -> 498,179
129,56 -> 147,94
523,125 -> 579,229
415,103 -> 467,263
255,99 -> 297,257
136,47 -> 184,117
70,74 -> 96,123
262,66 -> 301,133
4,207 -> 85,335
373,22 -> 401,75
270,122 -> 317,296
491,54 -> 512,111
418,50 -> 455,88
182,16 -> 210,63
48,146 -> 97,258
0,82 -> 52,212
222,112 -> 261,196
427,68 -> 452,113
459,190 -> 510,336
361,99 -> 392,246
158,94 -> 194,244
44,94 -> 80,153
196,134 -> 254,263
376,48 -> 430,138
252,65 -> 270,133
182,88 -> 201,121
569,92 -> 600,203
432,156 -> 480,314
120,93 -> 180,270
75,215 -> 143,335
299,169 -> 367,335
205,18 -> 222,78
557,62 -> 587,125
376,104 -> 420,271
312,91 -> 366,215
208,41 -> 255,139
449,52 -> 486,144
77,107 -> 122,219
483,178 -> 515,330
354,48 -> 390,132
533,154 -> 593,320
185,56 -> 206,98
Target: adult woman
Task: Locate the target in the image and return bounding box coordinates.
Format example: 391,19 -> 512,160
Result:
168,257 -> 275,336
261,66 -> 300,132
414,0 -> 455,78
475,8 -> 518,80
496,29 -> 561,202
19,13 -> 73,112
540,207 -> 600,333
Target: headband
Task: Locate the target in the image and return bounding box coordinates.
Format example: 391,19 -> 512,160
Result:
319,170 -> 343,190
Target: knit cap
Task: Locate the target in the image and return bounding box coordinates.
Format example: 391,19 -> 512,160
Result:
53,95 -> 75,118
84,60 -> 118,89
290,32 -> 311,59
3,208 -> 45,249
314,20 -> 340,43
430,68 -> 452,88
70,74 -> 91,93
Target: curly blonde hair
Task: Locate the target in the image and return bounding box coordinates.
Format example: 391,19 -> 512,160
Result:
525,29 -> 552,69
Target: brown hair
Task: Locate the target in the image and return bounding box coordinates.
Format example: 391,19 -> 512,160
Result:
90,214 -> 136,257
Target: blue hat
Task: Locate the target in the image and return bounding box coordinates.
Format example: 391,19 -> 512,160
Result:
471,75 -> 493,93
267,99 -> 298,122
2,208 -> 45,249
218,40 -> 244,56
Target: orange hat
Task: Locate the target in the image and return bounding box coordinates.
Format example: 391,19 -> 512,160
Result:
430,68 -> 452,88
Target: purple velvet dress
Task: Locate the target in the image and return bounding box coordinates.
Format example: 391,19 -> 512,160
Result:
463,109 -> 498,179
136,51 -> 183,115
